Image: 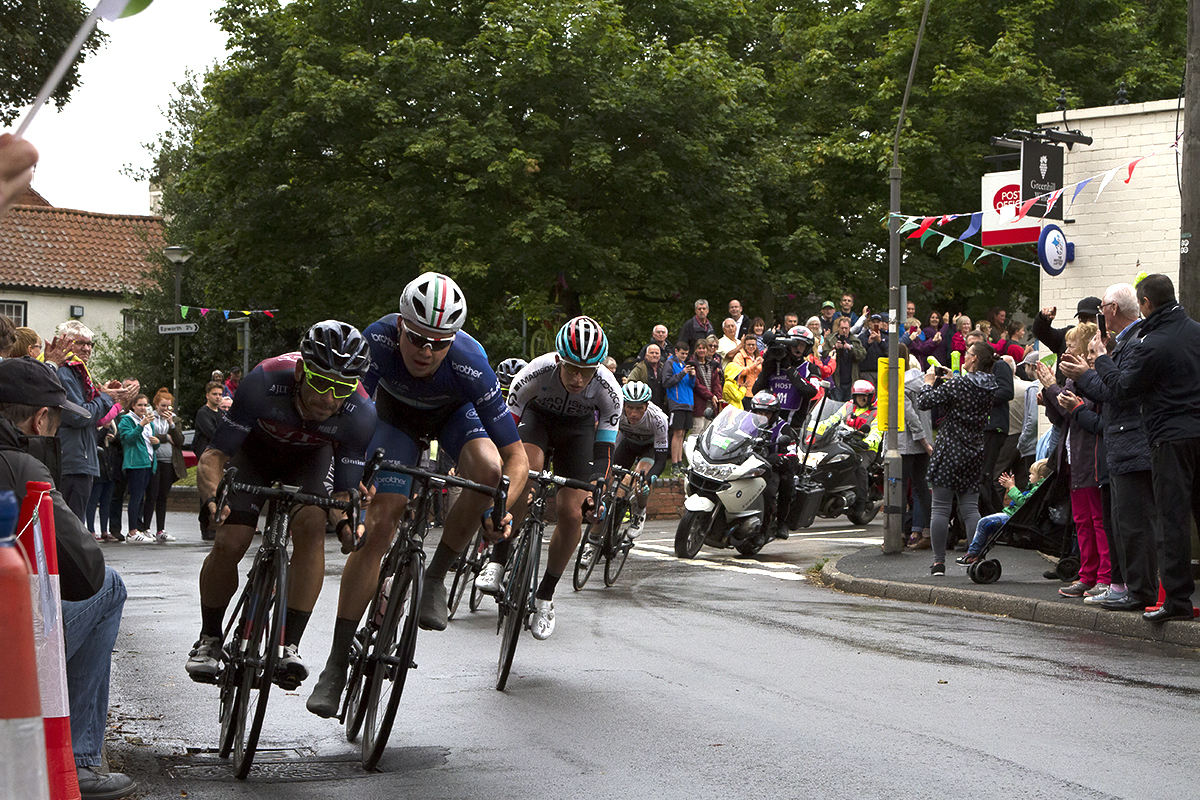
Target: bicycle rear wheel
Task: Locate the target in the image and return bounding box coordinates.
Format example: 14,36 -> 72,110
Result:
572,518 -> 605,591
448,530 -> 482,619
604,499 -> 632,587
496,524 -> 536,691
232,549 -> 286,779
362,558 -> 422,770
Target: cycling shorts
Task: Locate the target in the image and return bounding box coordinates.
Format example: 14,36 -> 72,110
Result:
369,400 -> 489,495
517,407 -> 594,483
613,437 -> 656,469
224,438 -> 334,528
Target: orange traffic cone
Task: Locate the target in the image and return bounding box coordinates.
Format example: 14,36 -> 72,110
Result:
16,482 -> 81,800
0,489 -> 51,799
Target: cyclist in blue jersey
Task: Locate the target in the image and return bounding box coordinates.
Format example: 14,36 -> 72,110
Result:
307,272 -> 528,718
186,322 -> 376,689
476,316 -> 623,640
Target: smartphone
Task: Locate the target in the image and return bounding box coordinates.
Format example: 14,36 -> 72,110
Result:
1097,313 -> 1107,341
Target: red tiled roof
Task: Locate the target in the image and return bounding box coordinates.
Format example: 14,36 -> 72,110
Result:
0,204 -> 165,295
17,188 -> 51,207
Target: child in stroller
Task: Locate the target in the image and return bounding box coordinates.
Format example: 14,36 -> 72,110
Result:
957,459 -> 1052,566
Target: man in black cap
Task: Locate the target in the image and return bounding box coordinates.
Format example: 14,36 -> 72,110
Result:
0,358 -> 136,800
1032,296 -> 1100,357
859,313 -> 889,389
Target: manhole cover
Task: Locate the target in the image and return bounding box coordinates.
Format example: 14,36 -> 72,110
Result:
163,746 -> 447,782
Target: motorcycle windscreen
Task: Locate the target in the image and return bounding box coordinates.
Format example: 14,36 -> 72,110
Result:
699,406 -> 773,464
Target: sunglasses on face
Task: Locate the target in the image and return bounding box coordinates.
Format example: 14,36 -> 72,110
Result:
403,329 -> 454,351
302,361 -> 358,399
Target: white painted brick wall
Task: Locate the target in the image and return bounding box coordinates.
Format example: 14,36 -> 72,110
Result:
1036,99 -> 1181,313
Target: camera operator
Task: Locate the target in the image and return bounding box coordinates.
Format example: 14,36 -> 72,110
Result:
752,327 -> 820,538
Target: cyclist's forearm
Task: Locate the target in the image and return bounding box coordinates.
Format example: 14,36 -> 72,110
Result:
196,449 -> 231,502
498,441 -> 530,511
648,450 -> 668,480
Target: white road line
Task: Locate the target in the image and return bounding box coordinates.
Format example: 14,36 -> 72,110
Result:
632,549 -> 808,581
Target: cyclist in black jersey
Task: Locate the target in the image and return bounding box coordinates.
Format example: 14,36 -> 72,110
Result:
185,322 -> 376,689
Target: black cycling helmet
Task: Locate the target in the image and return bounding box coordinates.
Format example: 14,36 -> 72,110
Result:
300,320 -> 371,380
495,357 -> 528,388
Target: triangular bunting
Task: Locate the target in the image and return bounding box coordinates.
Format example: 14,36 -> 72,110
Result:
898,217 -> 920,235
919,228 -> 936,245
223,311 -> 230,320
960,212 -> 982,241
936,233 -> 955,253
180,306 -> 189,319
1124,156 -> 1146,184
1001,256 -> 1011,275
264,311 -> 275,319
962,243 -> 974,264
1071,177 -> 1093,207
908,216 -> 936,240
200,308 -> 209,317
1096,167 -> 1119,199
1012,198 -> 1039,223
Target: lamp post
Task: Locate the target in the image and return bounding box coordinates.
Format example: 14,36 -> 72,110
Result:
163,246 -> 193,397
884,0 -> 933,554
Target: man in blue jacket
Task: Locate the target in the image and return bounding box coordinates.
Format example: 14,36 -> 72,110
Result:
664,341 -> 696,470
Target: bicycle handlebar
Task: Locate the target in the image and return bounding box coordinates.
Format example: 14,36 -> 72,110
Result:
376,458 -> 510,530
215,467 -> 365,535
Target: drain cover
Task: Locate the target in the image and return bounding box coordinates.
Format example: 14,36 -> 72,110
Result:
163,747 -> 447,782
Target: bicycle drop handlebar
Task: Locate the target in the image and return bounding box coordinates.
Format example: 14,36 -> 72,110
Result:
373,457 -> 510,531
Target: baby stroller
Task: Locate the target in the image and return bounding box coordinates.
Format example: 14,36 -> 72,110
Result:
965,468 -> 1077,584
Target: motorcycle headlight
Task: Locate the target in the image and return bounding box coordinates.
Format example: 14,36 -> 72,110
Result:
692,460 -> 738,481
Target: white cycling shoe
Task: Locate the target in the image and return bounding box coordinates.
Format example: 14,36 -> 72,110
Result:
475,562 -> 504,595
530,598 -> 555,640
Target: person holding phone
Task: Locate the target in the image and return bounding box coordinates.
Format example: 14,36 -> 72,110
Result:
140,388 -> 186,542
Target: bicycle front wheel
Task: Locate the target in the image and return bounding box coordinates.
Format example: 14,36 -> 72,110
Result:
604,499 -> 632,587
217,585 -> 254,759
496,524 -> 536,691
232,548 -> 286,779
362,558 -> 422,770
448,530 -> 482,619
572,518 -> 605,591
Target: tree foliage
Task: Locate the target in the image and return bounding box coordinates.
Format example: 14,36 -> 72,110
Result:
141,0 -> 1185,375
0,0 -> 106,125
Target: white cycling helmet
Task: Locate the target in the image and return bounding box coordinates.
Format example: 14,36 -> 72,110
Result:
399,272 -> 467,336
622,381 -> 652,404
495,357 -> 528,388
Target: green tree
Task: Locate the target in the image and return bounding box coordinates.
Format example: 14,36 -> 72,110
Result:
0,0 -> 107,125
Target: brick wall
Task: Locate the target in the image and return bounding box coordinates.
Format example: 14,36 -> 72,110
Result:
1035,99 -> 1182,312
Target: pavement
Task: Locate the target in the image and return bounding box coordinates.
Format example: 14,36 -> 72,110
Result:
821,541 -> 1200,648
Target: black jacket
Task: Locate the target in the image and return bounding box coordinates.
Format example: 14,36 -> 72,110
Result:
985,358 -> 1015,434
0,419 -> 105,602
1093,302 -> 1200,446
1072,323 -> 1152,475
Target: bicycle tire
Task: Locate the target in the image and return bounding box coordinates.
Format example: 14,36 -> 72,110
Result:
496,523 -> 536,691
343,628 -> 368,742
217,585 -> 253,759
572,518 -> 605,591
604,498 -> 632,587
362,558 -> 422,770
447,530 -> 481,619
232,548 -> 286,779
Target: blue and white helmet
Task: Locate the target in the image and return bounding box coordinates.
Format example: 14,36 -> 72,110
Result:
622,381 -> 652,404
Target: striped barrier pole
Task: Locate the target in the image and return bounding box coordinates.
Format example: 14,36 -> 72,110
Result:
17,481 -> 81,800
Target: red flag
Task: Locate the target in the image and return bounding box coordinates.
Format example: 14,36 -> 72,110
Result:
908,217 -> 936,239
1124,157 -> 1145,184
1012,198 -> 1039,222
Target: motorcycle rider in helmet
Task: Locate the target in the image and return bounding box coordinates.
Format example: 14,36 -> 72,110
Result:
814,378 -> 881,517
750,327 -> 819,538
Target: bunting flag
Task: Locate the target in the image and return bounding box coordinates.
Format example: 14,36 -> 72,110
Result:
960,212 -> 982,241
908,217 -> 937,239
1125,156 -> 1145,184
1095,166 -> 1120,200
179,305 -> 279,320
1070,177 -> 1093,207
15,0 -> 155,137
95,0 -> 154,19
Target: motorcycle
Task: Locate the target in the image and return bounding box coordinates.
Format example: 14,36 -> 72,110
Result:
793,422 -> 884,526
674,404 -> 799,559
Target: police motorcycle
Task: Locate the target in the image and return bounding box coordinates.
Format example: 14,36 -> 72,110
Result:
793,382 -> 885,526
674,392 -> 801,558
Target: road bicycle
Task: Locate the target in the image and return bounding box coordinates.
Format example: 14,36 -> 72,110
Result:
448,527 -> 491,619
340,452 -> 508,770
573,464 -> 648,590
496,469 -> 598,692
212,469 -> 368,780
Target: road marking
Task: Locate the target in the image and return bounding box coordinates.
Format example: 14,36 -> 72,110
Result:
631,548 -> 808,581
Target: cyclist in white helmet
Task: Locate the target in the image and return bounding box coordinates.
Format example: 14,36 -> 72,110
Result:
306,272 -> 529,718
609,380 -> 669,538
475,315 -> 623,640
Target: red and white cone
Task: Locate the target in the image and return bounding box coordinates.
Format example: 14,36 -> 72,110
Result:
17,482 -> 81,800
0,490 -> 50,799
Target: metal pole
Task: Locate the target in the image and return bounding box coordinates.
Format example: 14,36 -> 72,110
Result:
884,0 -> 933,555
1180,0 -> 1200,317
242,319 -> 251,376
173,262 -> 181,397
